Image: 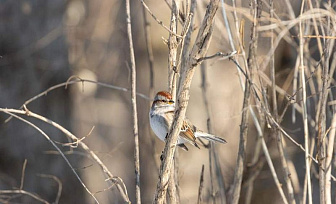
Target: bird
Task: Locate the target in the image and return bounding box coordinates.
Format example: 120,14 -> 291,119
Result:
149,91 -> 226,151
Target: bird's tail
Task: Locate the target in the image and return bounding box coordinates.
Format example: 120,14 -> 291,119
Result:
195,131 -> 227,144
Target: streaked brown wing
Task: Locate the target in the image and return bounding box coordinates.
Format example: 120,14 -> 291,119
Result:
180,120 -> 197,143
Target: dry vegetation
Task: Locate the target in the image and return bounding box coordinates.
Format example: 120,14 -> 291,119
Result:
1,0 -> 336,203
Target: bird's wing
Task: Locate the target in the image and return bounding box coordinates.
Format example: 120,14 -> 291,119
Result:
179,120 -> 199,147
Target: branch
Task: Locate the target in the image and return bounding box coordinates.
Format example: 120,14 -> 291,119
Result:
153,0 -> 220,203
197,165 -> 205,204
167,1 -> 180,203
1,108 -> 130,203
37,174 -> 62,204
142,0 -> 160,171
139,0 -> 182,38
0,110 -> 99,203
299,1 -> 312,203
126,0 -> 141,203
230,0 -> 260,203
0,190 -> 50,204
325,114 -> 336,203
196,51 -> 236,65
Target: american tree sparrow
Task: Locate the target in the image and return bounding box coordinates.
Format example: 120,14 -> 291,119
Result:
149,91 -> 227,151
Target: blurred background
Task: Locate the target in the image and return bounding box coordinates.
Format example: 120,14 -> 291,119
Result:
1,0 -> 335,203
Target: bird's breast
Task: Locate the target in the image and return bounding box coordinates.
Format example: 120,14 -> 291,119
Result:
149,114 -> 168,142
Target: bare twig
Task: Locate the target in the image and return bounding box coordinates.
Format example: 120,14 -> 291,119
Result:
0,110 -> 99,203
1,108 -> 130,203
4,77 -> 150,124
153,1 -> 220,203
325,114 -> 336,203
179,0 -> 196,94
142,4 -> 155,99
200,59 -> 216,204
230,0 -> 259,203
168,153 -> 180,204
126,1 -> 141,203
142,0 -> 159,172
268,0 -> 297,203
212,147 -> 227,204
19,159 -> 27,190
200,57 -> 227,203
197,165 -> 205,204
37,174 -> 62,204
220,0 -> 236,52
261,137 -> 289,204
245,109 -> 288,204
298,1 -> 312,203
196,51 -> 237,64
139,0 -> 182,38
243,137 -> 262,204
168,0 -> 179,100
167,1 -> 180,203
230,58 -> 251,204
0,190 -> 50,204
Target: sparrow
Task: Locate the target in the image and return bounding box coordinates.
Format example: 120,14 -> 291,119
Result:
149,91 -> 227,151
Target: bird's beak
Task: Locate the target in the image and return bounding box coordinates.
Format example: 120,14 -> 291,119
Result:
168,100 -> 174,104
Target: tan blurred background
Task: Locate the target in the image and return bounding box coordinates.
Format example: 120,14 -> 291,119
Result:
0,0 -> 320,203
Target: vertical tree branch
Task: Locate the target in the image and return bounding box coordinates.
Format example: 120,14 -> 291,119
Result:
298,2 -> 312,204
142,4 -> 155,99
142,0 -> 160,171
167,1 -> 180,203
230,60 -> 251,204
201,60 -> 227,204
271,0 -> 296,203
317,2 -> 332,202
179,0 -> 196,94
126,1 -> 141,203
168,0 -> 179,100
325,114 -> 336,204
153,1 -> 220,203
201,61 -> 216,204
230,0 -> 259,203
197,165 -> 205,204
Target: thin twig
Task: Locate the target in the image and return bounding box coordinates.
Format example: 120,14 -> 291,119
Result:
168,0 -> 179,100
325,114 -> 336,203
0,190 -> 50,204
196,51 -> 236,64
220,0 -> 236,52
268,0 -> 297,203
19,159 -> 27,190
198,7 -> 216,203
167,1 -> 180,203
37,174 -> 62,204
0,110 -> 100,203
1,108 -> 130,203
299,1 -> 312,203
126,1 -> 141,203
261,137 -> 289,204
243,136 -> 262,204
4,77 -> 150,123
142,0 -> 160,172
179,0 -> 196,94
201,57 -> 227,203
197,165 -> 205,204
230,0 -> 259,203
200,61 -> 216,204
139,0 -> 182,38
